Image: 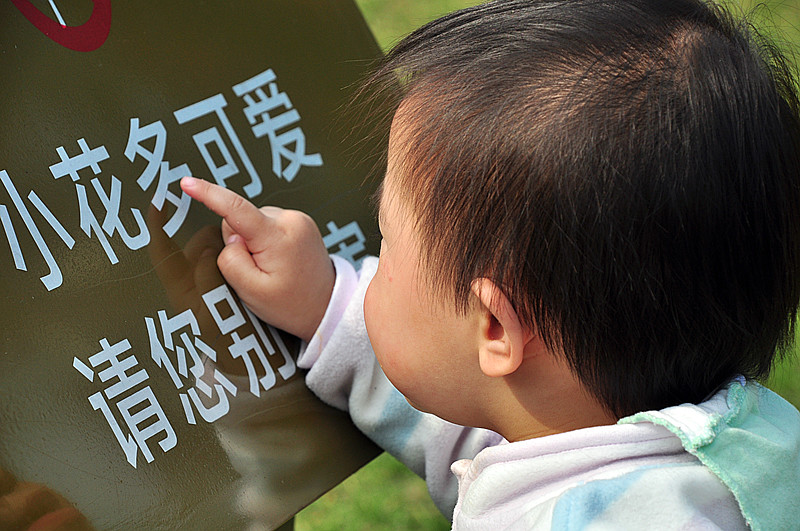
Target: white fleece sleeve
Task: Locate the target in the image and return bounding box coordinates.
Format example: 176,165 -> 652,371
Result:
297,255 -> 503,518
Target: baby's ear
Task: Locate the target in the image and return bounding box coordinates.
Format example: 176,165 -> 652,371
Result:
470,279 -> 532,378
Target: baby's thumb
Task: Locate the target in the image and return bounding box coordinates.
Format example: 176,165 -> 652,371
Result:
216,235 -> 265,295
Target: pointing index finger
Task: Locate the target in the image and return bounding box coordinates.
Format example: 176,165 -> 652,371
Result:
181,176 -> 272,243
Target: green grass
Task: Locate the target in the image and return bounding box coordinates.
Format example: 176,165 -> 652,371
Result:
770,342 -> 800,407
295,453 -> 450,531
750,0 -> 800,409
355,0 -> 485,51
735,0 -> 800,409
726,0 -> 800,56
296,1 -> 800,529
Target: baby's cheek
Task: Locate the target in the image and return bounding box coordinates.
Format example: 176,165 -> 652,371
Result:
375,245 -> 395,281
364,279 -> 376,333
364,276 -> 385,345
364,278 -> 392,363
380,260 -> 393,283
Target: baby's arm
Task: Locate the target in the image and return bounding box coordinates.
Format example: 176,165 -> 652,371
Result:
180,176 -> 334,342
181,176 -> 501,518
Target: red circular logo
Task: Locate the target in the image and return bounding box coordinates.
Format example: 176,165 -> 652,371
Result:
11,0 -> 112,52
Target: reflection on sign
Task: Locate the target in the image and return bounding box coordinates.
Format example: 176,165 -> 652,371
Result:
64,213 -> 368,470
145,305 -> 238,424
1,67 -> 323,292
72,282 -> 297,469
201,284 -> 296,396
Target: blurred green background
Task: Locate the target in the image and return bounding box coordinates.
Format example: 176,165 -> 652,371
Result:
296,1 -> 800,529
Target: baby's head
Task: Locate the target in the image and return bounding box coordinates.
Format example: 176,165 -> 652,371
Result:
364,0 -> 800,425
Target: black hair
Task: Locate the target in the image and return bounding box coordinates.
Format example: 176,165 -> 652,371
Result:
367,0 -> 800,417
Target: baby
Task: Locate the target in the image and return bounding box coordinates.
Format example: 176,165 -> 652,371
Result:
183,0 -> 800,528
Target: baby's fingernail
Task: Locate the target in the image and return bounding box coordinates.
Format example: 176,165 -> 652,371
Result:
181,176 -> 198,189
226,234 -> 242,245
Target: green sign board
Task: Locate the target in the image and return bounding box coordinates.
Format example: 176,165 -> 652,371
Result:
1,1 -> 382,528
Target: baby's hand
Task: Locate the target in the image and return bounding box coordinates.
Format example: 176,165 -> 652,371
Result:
180,177 -> 334,343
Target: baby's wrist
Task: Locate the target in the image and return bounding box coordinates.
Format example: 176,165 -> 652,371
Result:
298,255 -> 360,367
297,258 -> 336,343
